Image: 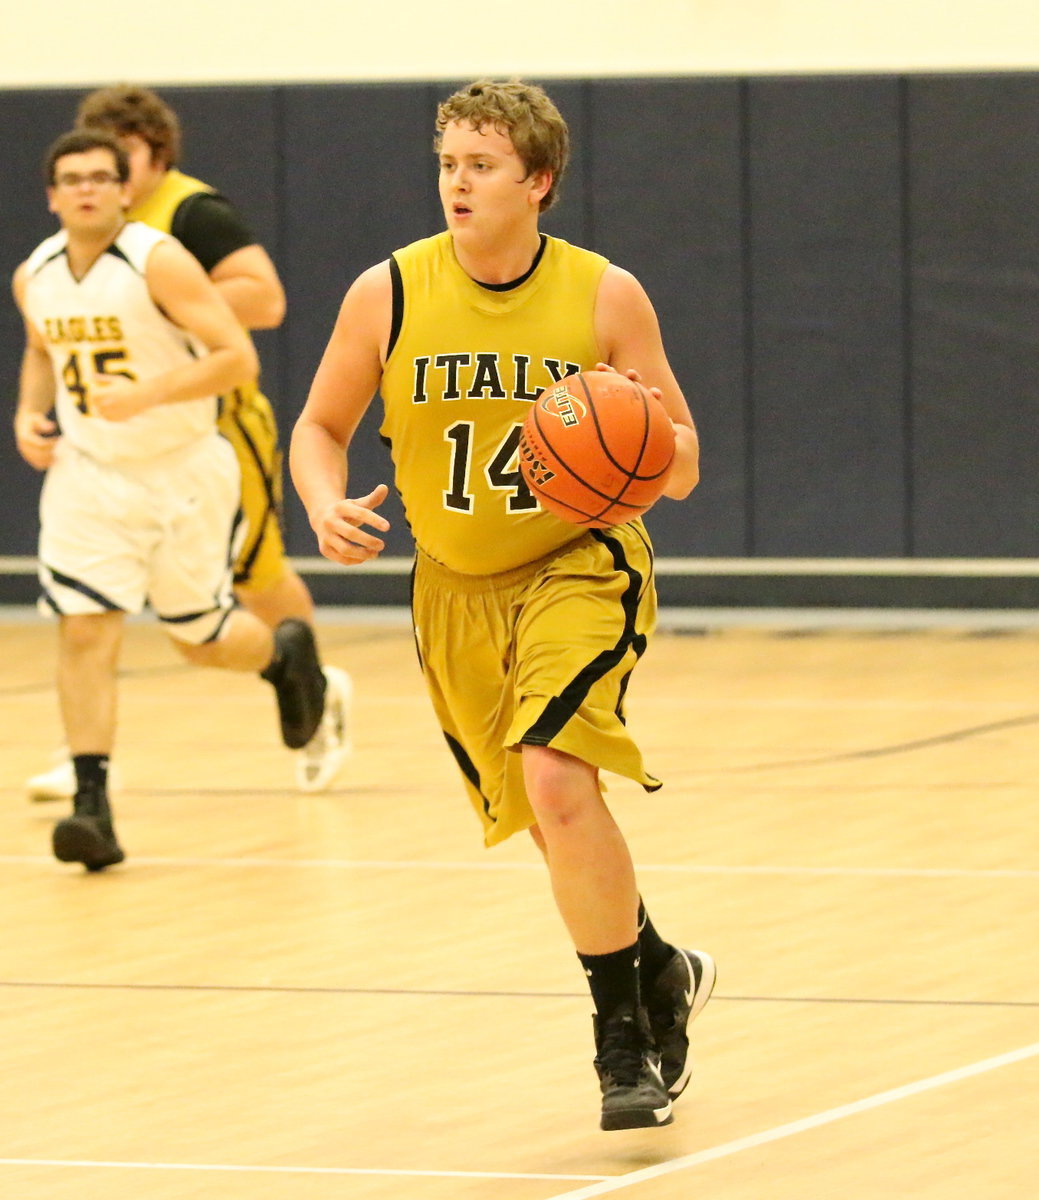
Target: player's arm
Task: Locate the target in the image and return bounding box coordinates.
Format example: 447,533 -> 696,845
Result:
175,194 -> 285,329
290,262 -> 392,565
209,244 -> 286,330
11,264 -> 59,470
594,264 -> 699,499
92,240 -> 258,422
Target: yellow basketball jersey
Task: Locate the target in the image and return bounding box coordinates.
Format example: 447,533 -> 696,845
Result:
127,170 -> 288,590
381,232 -> 609,575
127,169 -> 213,233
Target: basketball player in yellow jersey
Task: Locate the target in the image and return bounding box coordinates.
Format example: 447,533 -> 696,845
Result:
24,85 -> 350,800
291,80 -> 716,1131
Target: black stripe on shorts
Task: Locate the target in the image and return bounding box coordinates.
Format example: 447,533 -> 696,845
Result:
44,566 -> 123,612
442,730 -> 492,819
519,527 -> 647,747
230,395 -> 280,584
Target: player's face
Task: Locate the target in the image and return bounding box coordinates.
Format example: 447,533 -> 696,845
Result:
117,133 -> 168,206
47,148 -> 129,237
438,121 -> 550,243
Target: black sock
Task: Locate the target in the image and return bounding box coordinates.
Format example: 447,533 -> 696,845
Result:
72,754 -> 109,794
637,898 -> 676,991
578,942 -> 641,1019
260,647 -> 282,682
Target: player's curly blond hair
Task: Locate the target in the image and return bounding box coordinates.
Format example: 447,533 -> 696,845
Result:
76,84 -> 182,169
434,79 -> 570,212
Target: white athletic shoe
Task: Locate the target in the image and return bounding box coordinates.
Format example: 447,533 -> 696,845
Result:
295,666 -> 352,793
27,749 -> 120,803
27,751 -> 76,803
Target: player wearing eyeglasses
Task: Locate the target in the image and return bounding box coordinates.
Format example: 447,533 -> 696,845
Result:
12,130 -> 336,871
22,85 -> 351,803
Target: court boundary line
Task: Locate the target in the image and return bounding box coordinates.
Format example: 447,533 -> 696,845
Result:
543,1040 -> 1039,1200
0,1158 -> 608,1182
3,1042 -> 1035,1188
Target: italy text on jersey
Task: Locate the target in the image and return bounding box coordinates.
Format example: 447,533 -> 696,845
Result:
408,354 -> 581,404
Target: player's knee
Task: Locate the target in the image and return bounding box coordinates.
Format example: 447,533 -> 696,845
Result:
521,744 -> 598,827
58,611 -> 123,659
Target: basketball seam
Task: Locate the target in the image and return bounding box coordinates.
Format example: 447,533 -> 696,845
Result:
527,404 -> 648,525
578,375 -> 663,522
521,372 -> 673,526
529,414 -> 643,526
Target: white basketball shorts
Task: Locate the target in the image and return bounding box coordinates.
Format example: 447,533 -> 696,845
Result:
37,434 -> 244,645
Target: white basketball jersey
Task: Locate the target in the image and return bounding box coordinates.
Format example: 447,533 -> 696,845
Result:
21,222 -> 218,463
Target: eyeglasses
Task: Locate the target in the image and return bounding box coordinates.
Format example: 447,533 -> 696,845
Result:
53,171 -> 123,190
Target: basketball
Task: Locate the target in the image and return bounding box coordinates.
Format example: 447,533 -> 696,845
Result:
518,371 -> 676,527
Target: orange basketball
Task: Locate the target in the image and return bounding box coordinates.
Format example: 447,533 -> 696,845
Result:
518,371 -> 676,527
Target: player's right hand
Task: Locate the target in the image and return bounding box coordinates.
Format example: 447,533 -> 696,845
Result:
14,410 -> 59,470
313,483 -> 391,565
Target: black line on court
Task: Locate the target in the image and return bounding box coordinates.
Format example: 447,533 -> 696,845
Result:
0,979 -> 1035,1008
737,710 -> 1039,771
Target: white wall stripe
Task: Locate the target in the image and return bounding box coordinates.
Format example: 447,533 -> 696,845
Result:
7,554 -> 1039,578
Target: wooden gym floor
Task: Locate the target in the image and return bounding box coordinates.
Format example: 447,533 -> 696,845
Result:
0,609 -> 1036,1199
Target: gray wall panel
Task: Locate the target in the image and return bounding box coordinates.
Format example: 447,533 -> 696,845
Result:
0,90 -> 85,556
3,74 -> 1037,585
589,78 -> 747,555
747,77 -> 907,554
908,74 -> 1039,555
279,84 -> 437,562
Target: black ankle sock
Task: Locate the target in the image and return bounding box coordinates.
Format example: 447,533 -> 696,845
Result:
260,647 -> 282,682
637,898 -> 676,990
578,942 -> 641,1019
72,754 -> 109,793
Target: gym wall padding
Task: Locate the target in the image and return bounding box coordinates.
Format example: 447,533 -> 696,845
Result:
277,84 -> 440,557
0,88 -> 85,560
2,73 -> 1038,594
907,74 -> 1039,557
745,76 -> 908,555
589,79 -> 748,557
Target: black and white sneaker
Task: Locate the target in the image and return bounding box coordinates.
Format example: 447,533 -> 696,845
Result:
593,1005 -> 673,1131
296,666 -> 352,792
261,619 -> 327,750
52,785 -> 125,872
646,948 -> 716,1100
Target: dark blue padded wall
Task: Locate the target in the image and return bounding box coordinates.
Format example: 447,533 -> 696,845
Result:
0,86 -> 285,558
907,74 -> 1039,555
3,74 -> 1039,575
589,79 -> 746,555
0,89 -> 87,556
152,86 -> 284,403
745,77 -> 907,555
535,81 -> 590,248
278,83 -> 441,560
156,87 -> 282,242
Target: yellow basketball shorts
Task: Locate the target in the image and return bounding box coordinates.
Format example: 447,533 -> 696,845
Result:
412,520 -> 661,847
217,383 -> 289,593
